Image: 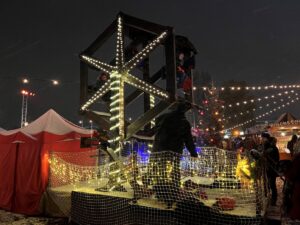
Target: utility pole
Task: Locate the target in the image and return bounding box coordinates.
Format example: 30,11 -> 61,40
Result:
20,90 -> 35,127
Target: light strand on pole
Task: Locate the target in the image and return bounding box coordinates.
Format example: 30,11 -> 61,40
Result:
116,16 -> 124,70
150,95 -> 155,128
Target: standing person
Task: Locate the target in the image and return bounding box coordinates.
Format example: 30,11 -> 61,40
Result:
287,134 -> 298,157
284,148 -> 300,220
261,133 -> 280,206
150,101 -> 197,208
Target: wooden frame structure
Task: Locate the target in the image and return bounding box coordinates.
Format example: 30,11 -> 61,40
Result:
79,12 -> 196,155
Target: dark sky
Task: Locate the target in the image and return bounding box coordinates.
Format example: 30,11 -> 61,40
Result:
1,0 -> 300,129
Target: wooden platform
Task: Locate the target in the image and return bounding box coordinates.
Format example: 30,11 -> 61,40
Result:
70,187 -> 262,225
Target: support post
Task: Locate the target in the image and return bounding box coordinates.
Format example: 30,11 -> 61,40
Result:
164,28 -> 176,102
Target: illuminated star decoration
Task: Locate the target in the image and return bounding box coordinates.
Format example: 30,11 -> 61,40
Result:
80,16 -> 169,153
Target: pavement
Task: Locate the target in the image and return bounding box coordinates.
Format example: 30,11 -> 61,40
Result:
0,210 -> 67,225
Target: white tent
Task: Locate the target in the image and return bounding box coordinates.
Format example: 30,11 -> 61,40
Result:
0,109 -> 92,136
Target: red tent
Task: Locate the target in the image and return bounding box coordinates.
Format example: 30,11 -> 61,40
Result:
0,109 -> 94,215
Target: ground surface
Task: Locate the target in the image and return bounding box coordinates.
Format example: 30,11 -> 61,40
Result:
0,210 -> 67,225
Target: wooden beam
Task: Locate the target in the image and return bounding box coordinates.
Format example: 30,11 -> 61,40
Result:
125,66 -> 165,106
143,41 -> 150,130
84,110 -> 110,130
80,61 -> 89,105
120,12 -> 168,36
164,28 -> 177,102
123,74 -> 169,100
83,19 -> 117,55
126,101 -> 172,139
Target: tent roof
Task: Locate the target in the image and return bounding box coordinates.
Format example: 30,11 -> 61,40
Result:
275,112 -> 297,124
0,109 -> 92,136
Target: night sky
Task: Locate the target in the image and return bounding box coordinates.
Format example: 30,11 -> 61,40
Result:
1,0 -> 300,129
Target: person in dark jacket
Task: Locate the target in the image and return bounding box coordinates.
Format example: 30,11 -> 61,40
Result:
287,134 -> 298,157
149,101 -> 197,208
152,101 -> 197,156
284,151 -> 300,220
261,133 -> 280,206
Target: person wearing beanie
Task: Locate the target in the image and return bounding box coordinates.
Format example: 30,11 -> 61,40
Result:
148,101 -> 197,208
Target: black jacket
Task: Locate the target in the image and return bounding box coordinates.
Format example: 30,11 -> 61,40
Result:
152,111 -> 197,157
264,143 -> 280,176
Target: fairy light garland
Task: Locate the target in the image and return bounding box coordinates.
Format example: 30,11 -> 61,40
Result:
225,91 -> 298,120
81,79 -> 112,110
201,84 -> 300,91
225,90 -> 295,109
223,94 -> 300,132
150,95 -> 155,128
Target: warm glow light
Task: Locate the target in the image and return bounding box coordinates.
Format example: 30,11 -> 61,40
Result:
22,78 -> 29,84
233,130 -> 240,136
52,80 -> 59,85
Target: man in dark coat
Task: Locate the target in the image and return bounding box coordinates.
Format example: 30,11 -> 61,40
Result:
149,101 -> 197,208
261,133 -> 280,206
287,134 -> 298,157
152,101 -> 197,157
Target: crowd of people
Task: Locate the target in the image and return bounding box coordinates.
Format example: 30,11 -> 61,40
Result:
223,132 -> 300,221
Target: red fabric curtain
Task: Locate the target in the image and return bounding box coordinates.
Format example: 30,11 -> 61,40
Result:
13,143 -> 43,215
0,143 -> 17,211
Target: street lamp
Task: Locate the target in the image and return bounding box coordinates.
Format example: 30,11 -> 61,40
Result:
89,120 -> 93,138
52,80 -> 59,85
22,78 -> 29,84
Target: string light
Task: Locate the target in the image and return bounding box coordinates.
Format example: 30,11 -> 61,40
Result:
271,120 -> 300,128
124,31 -> 168,71
223,94 -> 300,132
225,90 -> 295,108
226,91 -> 298,120
150,95 -> 155,128
81,79 -> 111,110
200,84 -> 300,91
123,74 -> 169,99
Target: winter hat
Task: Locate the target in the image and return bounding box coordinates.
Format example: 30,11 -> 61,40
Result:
261,132 -> 271,139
